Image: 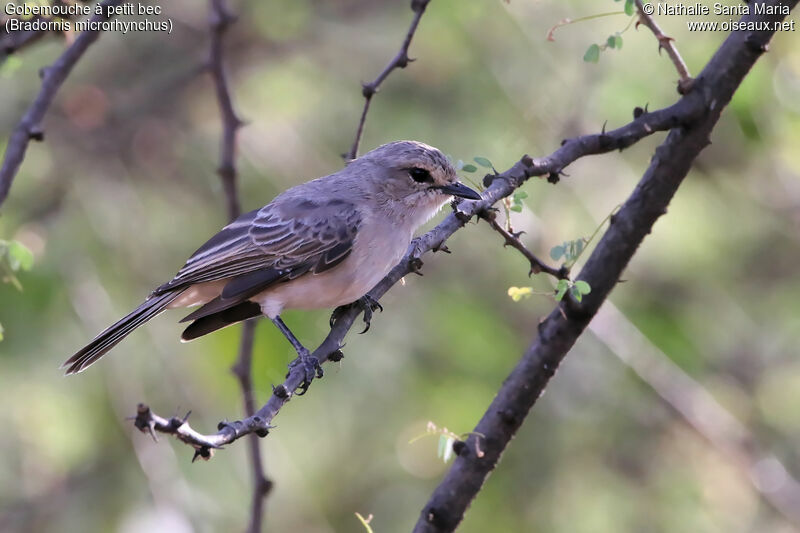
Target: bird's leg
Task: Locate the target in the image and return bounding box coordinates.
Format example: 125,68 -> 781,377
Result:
329,294 -> 383,333
272,316 -> 322,395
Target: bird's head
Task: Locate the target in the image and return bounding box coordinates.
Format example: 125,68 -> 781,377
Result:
355,141 -> 482,215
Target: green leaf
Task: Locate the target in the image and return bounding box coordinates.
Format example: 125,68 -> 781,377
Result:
614,34 -> 623,49
473,156 -> 493,168
555,286 -> 568,301
574,280 -> 591,294
513,191 -> 528,201
461,164 -> 477,173
555,279 -> 569,301
607,35 -> 616,49
624,0 -> 635,15
570,285 -> 583,302
7,241 -> 33,272
550,245 -> 565,261
509,205 -> 523,213
583,44 -> 600,63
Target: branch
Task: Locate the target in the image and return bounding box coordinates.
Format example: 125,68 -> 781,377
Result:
209,0 -> 244,221
0,0 -> 125,208
478,209 -> 568,280
1,16 -> 50,64
345,0 -> 431,160
635,0 -> 693,93
133,71 -> 709,453
413,2 -> 796,531
207,1 -> 271,530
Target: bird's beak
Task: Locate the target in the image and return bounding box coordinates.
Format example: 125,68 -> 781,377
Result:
434,182 -> 482,200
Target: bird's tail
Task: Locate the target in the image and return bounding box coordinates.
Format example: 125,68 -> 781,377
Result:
62,290 -> 183,374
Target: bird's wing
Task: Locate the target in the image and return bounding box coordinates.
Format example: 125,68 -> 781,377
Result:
154,198 -> 362,297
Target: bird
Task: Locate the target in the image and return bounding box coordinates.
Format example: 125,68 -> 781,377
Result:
63,140 -> 481,390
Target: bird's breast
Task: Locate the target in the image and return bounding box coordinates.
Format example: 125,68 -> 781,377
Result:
254,218 -> 411,316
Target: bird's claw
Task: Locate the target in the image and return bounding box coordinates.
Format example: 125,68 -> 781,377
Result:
357,294 -> 383,334
288,353 -> 323,395
329,294 -> 383,333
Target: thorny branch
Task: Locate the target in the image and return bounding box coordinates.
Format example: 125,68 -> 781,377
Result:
635,0 -> 694,93
345,0 -> 432,160
0,0 -> 125,208
478,209 -> 569,280
413,2 -> 797,531
207,0 -> 272,531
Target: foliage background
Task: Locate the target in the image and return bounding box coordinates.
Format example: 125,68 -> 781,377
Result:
1,0 -> 799,531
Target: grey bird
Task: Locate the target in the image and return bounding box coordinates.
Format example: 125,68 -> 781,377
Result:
63,140 -> 481,389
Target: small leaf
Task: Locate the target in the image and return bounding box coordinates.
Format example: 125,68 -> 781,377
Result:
624,0 -> 635,15
614,34 -> 623,49
513,191 -> 528,201
583,44 -> 600,63
461,164 -> 477,173
509,205 -> 523,213
570,286 -> 583,302
555,285 -> 568,301
550,245 -> 565,261
574,280 -> 591,294
8,241 -> 33,272
473,156 -> 493,168
607,35 -> 616,49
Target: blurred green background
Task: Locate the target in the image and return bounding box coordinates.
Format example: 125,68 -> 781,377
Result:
1,0 -> 799,531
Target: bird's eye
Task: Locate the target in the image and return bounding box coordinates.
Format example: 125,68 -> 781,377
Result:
409,167 -> 433,184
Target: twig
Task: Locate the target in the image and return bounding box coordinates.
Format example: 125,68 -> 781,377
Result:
207,0 -> 270,530
478,209 -> 569,279
413,2 -> 795,531
345,0 -> 432,160
0,0 -> 125,208
209,0 -> 244,221
634,0 -> 694,93
1,16 -> 51,64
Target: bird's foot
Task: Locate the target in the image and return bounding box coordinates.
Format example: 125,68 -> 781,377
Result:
287,351 -> 323,395
357,294 -> 383,333
329,294 -> 383,333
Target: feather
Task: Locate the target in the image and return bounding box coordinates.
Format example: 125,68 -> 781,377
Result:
62,291 -> 182,374
181,301 -> 262,341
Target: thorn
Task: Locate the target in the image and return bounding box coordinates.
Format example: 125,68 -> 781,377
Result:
452,439 -> 466,456
601,120 -> 608,134
28,126 -> 44,141
192,447 -> 212,463
272,384 -> 290,399
361,83 -> 376,98
182,410 -> 192,424
433,243 -> 451,254
409,257 -> 424,276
